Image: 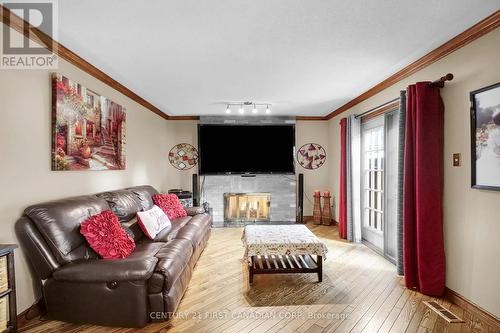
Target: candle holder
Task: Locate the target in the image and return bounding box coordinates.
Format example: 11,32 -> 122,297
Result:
313,190 -> 322,225
322,191 -> 333,226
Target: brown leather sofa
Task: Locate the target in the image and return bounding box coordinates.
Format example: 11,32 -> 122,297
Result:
15,185 -> 211,327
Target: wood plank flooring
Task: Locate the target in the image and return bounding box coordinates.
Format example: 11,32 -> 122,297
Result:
20,224 -> 488,333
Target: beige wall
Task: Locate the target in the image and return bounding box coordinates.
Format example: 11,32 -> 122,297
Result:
165,120 -> 198,191
0,44 -> 176,311
296,121 -> 332,217
328,27 -> 500,317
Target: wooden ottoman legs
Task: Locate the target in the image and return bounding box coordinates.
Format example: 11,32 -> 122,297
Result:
317,255 -> 323,282
249,257 -> 254,283
248,255 -> 323,283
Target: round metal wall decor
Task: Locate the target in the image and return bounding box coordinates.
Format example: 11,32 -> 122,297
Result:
297,143 -> 326,170
169,143 -> 198,170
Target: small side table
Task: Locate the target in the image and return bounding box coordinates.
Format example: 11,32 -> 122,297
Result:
0,245 -> 18,333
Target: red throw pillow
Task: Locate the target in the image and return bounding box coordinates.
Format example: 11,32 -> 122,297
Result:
153,194 -> 188,220
80,210 -> 135,259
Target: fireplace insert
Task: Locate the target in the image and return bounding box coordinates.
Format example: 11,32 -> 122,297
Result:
224,193 -> 271,222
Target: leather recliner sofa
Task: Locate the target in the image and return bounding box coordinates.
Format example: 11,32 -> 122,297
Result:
15,185 -> 211,327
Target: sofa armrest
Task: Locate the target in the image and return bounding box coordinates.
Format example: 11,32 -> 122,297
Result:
185,206 -> 205,216
53,257 -> 158,282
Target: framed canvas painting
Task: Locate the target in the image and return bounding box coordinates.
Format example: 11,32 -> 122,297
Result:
52,73 -> 126,171
470,82 -> 500,190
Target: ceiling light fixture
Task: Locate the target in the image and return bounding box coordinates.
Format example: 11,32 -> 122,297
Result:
224,102 -> 272,115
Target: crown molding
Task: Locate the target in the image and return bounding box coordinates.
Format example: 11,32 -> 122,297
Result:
324,10 -> 500,120
0,5 -> 169,120
295,116 -> 327,121
2,6 -> 498,121
169,116 -> 326,121
167,116 -> 200,120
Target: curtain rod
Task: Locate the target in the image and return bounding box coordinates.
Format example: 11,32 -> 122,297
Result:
354,73 -> 454,119
354,97 -> 400,119
428,73 -> 454,87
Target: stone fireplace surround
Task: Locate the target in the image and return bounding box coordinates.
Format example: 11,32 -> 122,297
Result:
201,174 -> 297,227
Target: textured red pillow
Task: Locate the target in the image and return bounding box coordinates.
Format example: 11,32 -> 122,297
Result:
80,210 -> 135,259
153,194 -> 188,220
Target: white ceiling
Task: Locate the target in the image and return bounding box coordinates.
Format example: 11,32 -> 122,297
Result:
55,1 -> 499,116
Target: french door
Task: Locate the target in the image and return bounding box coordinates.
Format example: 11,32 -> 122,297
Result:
361,112 -> 399,262
361,117 -> 385,250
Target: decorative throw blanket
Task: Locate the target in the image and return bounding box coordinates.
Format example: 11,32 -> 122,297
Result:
242,225 -> 328,263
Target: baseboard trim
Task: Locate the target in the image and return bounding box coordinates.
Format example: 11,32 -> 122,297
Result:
17,299 -> 45,330
444,287 -> 500,331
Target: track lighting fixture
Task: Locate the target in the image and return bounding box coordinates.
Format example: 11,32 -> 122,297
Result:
224,102 -> 272,115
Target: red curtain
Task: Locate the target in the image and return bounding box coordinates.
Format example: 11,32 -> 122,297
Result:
338,118 -> 347,239
403,82 -> 445,296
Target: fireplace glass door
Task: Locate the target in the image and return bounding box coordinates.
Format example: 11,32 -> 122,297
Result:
224,193 -> 271,222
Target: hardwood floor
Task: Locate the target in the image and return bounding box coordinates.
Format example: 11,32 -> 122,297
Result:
20,224 -> 485,333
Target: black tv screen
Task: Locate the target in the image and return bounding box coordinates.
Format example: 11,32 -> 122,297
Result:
198,124 -> 295,175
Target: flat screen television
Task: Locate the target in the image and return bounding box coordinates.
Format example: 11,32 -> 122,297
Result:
198,124 -> 295,175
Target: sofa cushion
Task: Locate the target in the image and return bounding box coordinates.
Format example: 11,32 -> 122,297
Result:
127,185 -> 159,211
121,217 -> 144,242
147,239 -> 192,294
80,211 -> 135,259
153,216 -> 191,242
96,190 -> 143,223
174,224 -> 205,249
53,257 -> 158,282
155,238 -> 193,262
153,239 -> 193,291
187,213 -> 211,231
129,242 -> 164,260
24,195 -> 108,264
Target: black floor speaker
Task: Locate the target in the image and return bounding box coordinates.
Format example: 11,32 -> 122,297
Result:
192,174 -> 199,206
297,173 -> 304,223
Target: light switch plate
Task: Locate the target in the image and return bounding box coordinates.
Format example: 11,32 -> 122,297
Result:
453,153 -> 461,167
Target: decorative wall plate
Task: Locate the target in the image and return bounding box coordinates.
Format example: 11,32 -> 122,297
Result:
297,143 -> 326,170
169,143 -> 198,170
